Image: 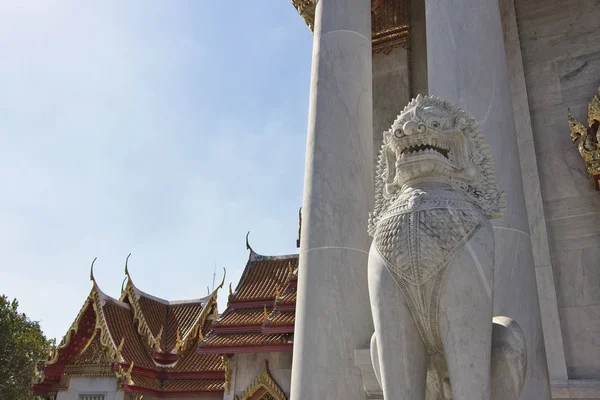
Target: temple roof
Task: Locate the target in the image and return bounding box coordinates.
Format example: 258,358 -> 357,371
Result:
33,262 -> 225,398
199,248 -> 298,354
34,240 -> 299,397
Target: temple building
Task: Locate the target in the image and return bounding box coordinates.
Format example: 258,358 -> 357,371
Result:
32,245 -> 298,400
33,0 -> 600,399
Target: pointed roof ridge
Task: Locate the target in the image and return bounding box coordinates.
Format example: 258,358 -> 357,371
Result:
231,245 -> 298,298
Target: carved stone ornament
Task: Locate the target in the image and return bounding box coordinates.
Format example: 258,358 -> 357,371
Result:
568,86 -> 600,189
290,0 -> 409,54
368,95 -> 525,400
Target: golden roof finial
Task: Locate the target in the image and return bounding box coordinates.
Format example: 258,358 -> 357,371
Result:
229,282 -> 233,297
89,257 -> 98,285
124,253 -> 132,280
246,231 -> 253,252
207,286 -> 210,295
275,286 -> 280,302
217,268 -> 226,290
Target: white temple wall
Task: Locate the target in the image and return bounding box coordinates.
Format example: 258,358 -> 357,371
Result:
224,352 -> 292,400
56,376 -> 124,400
514,0 -> 600,385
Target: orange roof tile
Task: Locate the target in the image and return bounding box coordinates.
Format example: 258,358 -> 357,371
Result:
129,374 -> 161,391
171,353 -> 224,372
217,308 -> 272,326
200,332 -> 291,348
136,295 -> 168,339
101,299 -> 156,369
231,254 -> 298,302
162,379 -> 224,392
266,311 -> 295,326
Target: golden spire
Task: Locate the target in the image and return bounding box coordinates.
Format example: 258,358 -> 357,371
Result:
229,282 -> 233,297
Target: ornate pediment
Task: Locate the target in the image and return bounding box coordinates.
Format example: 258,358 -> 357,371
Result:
569,86 -> 600,189
237,360 -> 287,400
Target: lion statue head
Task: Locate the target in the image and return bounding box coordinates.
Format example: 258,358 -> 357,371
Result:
368,95 -> 505,235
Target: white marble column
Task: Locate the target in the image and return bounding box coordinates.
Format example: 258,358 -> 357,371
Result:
424,0 -> 552,398
290,0 -> 374,399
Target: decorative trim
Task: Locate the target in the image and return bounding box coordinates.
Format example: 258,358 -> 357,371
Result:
290,0 -> 317,31
289,0 -> 410,53
115,362 -> 135,388
121,282 -> 161,353
568,86 -> 600,189
238,360 -> 287,400
46,295 -> 94,365
176,281 -> 221,356
222,355 -> 232,394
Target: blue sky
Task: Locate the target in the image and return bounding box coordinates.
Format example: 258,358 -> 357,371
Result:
0,1 -> 312,341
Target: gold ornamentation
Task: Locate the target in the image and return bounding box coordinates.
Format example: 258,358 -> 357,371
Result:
222,355 -> 232,394
263,306 -> 269,323
148,326 -> 163,352
120,280 -> 160,353
72,332 -> 110,366
289,0 -> 409,53
274,286 -> 281,302
47,278 -> 120,365
175,328 -> 183,354
569,86 -> 600,189
90,289 -> 123,363
175,271 -> 224,355
238,360 -> 287,400
290,0 -> 317,31
115,362 -> 134,388
229,282 -> 233,297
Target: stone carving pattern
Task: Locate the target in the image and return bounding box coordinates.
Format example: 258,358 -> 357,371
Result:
368,95 -> 525,400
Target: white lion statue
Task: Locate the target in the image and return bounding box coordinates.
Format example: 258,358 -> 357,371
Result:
368,95 -> 526,400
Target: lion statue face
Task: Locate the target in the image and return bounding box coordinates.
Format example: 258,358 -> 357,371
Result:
386,99 -> 481,189
369,95 -> 505,235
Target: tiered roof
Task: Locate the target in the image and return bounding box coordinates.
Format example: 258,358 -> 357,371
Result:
32,260 -> 226,399
33,234 -> 300,398
199,243 -> 298,355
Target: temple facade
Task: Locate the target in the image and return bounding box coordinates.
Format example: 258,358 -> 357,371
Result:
34,0 -> 600,399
